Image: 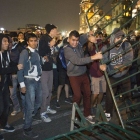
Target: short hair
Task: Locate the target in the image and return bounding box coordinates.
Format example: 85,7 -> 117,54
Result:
69,30 -> 80,38
45,24 -> 57,34
26,33 -> 37,42
18,32 -> 24,37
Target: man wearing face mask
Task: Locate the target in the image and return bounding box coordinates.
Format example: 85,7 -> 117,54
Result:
105,28 -> 133,121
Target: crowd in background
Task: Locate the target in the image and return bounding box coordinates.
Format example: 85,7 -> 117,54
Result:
0,24 -> 140,139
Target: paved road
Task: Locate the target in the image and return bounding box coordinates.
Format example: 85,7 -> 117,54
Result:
2,91 -> 138,140
3,91 -> 74,140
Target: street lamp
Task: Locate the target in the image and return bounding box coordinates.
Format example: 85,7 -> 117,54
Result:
0,27 -> 5,33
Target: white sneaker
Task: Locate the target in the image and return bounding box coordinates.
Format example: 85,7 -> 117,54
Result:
41,113 -> 51,122
11,109 -> 21,116
85,115 -> 95,124
46,106 -> 56,114
105,113 -> 111,121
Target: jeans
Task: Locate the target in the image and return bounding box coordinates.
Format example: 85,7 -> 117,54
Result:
9,74 -> 25,113
0,84 -> 10,128
24,78 -> 42,129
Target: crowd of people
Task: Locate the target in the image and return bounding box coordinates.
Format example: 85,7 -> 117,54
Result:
0,24 -> 140,140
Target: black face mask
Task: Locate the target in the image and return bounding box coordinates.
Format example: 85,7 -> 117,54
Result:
115,42 -> 121,47
115,41 -> 121,47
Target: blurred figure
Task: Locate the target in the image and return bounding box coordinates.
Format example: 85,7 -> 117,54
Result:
9,33 -> 26,117
56,38 -> 72,108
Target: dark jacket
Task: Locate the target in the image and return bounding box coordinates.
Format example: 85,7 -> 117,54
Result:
89,39 -> 104,78
39,34 -> 53,71
0,51 -> 18,90
10,42 -> 26,65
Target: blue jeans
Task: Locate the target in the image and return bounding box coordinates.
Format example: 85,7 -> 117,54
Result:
10,74 -> 25,113
24,78 -> 42,129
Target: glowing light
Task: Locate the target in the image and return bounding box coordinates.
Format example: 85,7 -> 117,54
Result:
62,32 -> 66,36
105,16 -> 111,20
94,28 -> 97,31
0,28 -> 4,31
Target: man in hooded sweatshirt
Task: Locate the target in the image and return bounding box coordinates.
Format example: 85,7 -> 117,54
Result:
105,28 -> 133,121
64,30 -> 105,124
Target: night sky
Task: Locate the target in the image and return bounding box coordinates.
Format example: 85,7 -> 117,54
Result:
0,0 -> 112,32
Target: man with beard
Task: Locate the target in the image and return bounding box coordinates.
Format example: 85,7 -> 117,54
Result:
105,28 -> 133,121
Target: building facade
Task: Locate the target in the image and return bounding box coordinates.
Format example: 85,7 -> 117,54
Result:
79,0 -> 139,34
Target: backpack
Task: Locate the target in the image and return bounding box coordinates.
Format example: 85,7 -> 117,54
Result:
59,45 -> 77,69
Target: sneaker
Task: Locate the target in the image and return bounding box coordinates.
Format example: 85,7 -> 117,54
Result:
46,106 -> 56,114
23,128 -> 38,139
11,109 -> 21,116
65,98 -> 73,104
105,113 -> 111,121
0,135 -> 4,140
85,115 -> 95,124
41,113 -> 51,122
0,124 -> 15,132
56,101 -> 60,108
91,107 -> 96,117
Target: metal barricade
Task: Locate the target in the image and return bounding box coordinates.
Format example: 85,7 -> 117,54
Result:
47,0 -> 140,139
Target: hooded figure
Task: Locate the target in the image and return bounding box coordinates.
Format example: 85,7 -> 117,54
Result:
105,28 -> 133,119
110,28 -> 125,47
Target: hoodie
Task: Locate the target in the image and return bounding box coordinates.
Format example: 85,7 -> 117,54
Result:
64,33 -> 93,77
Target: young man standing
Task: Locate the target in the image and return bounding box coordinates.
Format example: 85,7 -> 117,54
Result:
64,30 -> 105,123
18,33 -> 42,138
39,24 -> 58,122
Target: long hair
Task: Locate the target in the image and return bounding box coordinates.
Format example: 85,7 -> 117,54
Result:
0,34 -> 9,51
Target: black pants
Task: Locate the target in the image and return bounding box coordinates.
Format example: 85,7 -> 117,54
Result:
106,74 -> 131,116
136,71 -> 140,88
53,68 -> 59,92
0,84 -> 10,128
